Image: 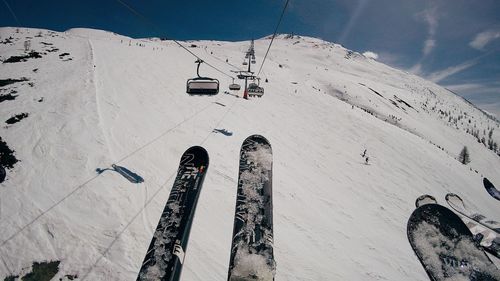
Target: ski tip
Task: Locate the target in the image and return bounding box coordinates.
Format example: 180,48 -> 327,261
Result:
183,146 -> 209,165
483,177 -> 493,188
414,194 -> 437,208
243,134 -> 271,146
407,203 -> 472,238
445,193 -> 461,202
186,145 -> 208,154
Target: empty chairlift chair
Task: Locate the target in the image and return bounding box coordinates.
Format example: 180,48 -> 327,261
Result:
229,78 -> 241,91
186,59 -> 219,95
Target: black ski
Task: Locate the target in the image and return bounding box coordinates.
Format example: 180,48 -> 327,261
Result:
137,146 -> 209,281
407,204 -> 499,280
484,178 -> 500,201
227,135 -> 275,281
445,193 -> 500,259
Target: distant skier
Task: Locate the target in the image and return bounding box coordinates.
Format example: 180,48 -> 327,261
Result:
361,149 -> 367,158
365,157 -> 369,165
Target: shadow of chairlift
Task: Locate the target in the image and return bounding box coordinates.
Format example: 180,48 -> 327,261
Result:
96,164 -> 144,184
186,59 -> 219,95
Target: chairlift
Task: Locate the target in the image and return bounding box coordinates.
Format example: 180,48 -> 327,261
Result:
229,78 -> 241,91
247,78 -> 264,97
251,59 -> 256,64
186,59 -> 219,95
242,61 -> 248,66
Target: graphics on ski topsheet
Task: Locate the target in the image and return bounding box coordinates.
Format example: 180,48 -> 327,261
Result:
407,204 -> 500,281
137,146 -> 209,281
228,135 -> 275,281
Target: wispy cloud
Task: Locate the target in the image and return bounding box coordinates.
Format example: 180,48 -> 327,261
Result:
426,51 -> 493,83
446,81 -> 500,118
2,0 -> 20,25
445,82 -> 500,95
470,29 -> 500,50
423,39 -> 436,56
409,6 -> 439,72
417,6 -> 439,56
408,63 -> 423,76
338,0 -> 369,44
426,60 -> 477,83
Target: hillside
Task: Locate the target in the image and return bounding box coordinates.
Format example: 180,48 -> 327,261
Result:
0,27 -> 499,280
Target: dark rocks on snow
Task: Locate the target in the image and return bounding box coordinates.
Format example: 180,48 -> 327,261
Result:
6,113 -> 29,124
3,51 -> 43,63
0,136 -> 18,170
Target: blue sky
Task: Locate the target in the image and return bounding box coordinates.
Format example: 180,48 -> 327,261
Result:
1,0 -> 500,117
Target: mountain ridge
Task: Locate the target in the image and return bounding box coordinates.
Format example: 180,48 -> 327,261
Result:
0,27 -> 499,280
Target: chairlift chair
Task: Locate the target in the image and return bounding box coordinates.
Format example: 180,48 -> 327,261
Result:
248,86 -> 264,97
229,78 -> 241,91
247,77 -> 264,97
242,61 -> 248,66
248,82 -> 258,89
186,59 -> 219,95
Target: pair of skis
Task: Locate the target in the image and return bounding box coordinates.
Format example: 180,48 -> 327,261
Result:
136,135 -> 275,281
409,195 -> 500,280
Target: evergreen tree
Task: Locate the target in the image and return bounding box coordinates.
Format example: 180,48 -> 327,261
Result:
458,146 -> 471,165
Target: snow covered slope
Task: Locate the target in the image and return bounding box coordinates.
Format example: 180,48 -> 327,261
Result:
0,27 -> 499,280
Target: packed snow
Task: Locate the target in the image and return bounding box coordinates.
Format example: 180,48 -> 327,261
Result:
0,27 -> 499,280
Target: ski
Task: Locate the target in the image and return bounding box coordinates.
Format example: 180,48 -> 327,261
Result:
137,146 -> 209,281
415,194 -> 437,208
445,193 -> 500,233
464,220 -> 500,259
484,178 -> 500,201
407,204 -> 499,280
445,193 -> 500,259
227,135 -> 275,281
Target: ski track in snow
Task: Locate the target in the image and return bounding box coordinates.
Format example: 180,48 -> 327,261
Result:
88,38 -> 115,161
0,28 -> 499,280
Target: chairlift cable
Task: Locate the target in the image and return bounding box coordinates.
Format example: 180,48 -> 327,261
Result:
257,0 -> 290,77
114,0 -> 234,79
0,98 -> 219,248
82,93 -> 236,278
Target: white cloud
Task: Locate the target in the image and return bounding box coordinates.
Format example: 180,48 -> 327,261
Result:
416,7 -> 439,56
362,51 -> 378,60
376,52 -> 401,67
427,60 -> 477,83
445,82 -> 500,96
470,29 -> 500,50
423,39 -> 436,56
445,82 -> 500,119
408,63 -> 423,76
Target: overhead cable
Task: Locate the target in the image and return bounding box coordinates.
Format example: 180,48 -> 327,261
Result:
257,0 -> 290,77
115,0 -> 234,79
